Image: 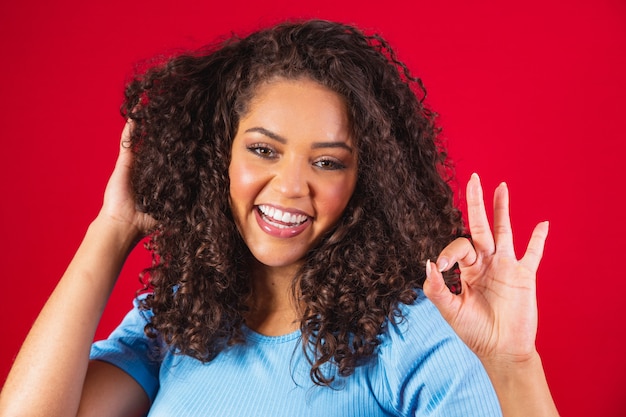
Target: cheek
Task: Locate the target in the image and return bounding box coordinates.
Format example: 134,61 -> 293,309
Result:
229,161 -> 255,209
318,177 -> 357,220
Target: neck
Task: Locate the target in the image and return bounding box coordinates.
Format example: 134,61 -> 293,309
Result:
245,260 -> 302,336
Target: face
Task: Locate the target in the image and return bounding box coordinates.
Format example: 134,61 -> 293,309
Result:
229,78 -> 357,272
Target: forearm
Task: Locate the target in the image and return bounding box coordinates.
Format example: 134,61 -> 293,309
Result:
482,352 -> 559,417
0,217 -> 140,417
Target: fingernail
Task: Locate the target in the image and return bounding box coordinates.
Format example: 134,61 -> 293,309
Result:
426,259 -> 432,280
437,258 -> 449,272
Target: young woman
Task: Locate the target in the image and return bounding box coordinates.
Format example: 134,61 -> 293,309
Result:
0,20 -> 559,416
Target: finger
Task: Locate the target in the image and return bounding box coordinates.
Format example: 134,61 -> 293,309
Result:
120,119 -> 133,149
116,121 -> 135,169
436,237 -> 477,272
520,221 -> 549,272
492,182 -> 515,257
466,173 -> 495,254
423,260 -> 462,323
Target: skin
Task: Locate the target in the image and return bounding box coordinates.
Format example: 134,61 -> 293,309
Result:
0,79 -> 559,416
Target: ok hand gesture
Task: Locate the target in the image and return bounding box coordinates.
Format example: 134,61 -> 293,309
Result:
423,173 -> 559,416
424,173 -> 548,363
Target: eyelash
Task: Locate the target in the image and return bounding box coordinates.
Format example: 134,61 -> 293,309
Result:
314,158 -> 346,170
246,144 -> 347,171
247,144 -> 276,159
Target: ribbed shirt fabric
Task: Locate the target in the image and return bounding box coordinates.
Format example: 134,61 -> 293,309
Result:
91,291 -> 502,416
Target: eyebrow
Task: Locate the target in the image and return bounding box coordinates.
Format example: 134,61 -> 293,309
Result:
245,127 -> 354,153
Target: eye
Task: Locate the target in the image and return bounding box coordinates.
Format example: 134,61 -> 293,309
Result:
247,143 -> 277,159
313,157 -> 346,171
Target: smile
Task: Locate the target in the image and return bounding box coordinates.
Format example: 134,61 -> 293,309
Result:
255,205 -> 311,238
257,205 -> 309,228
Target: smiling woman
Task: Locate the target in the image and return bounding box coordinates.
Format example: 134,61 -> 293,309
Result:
0,19 -> 558,417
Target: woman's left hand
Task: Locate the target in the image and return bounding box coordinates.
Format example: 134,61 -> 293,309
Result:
423,173 -> 549,363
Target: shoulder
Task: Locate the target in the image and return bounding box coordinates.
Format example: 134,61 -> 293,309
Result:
90,294 -> 161,402
373,290 -> 502,416
380,290 -> 462,348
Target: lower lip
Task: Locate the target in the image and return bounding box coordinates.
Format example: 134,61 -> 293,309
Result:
254,209 -> 310,238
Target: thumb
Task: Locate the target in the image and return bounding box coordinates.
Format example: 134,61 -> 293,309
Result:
423,260 -> 460,322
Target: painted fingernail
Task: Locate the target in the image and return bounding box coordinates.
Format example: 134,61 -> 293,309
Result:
426,259 -> 432,280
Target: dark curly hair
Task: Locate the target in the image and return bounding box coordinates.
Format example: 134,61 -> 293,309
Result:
122,19 -> 464,386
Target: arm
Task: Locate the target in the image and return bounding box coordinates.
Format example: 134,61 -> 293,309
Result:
0,122 -> 154,417
423,173 -> 559,417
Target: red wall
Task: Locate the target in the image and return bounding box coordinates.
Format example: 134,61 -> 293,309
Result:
1,1 -> 624,415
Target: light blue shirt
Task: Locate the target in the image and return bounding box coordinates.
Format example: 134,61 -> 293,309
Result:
91,291 -> 502,416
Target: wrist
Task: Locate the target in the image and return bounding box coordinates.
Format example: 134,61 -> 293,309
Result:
480,351 -> 560,417
88,215 -> 145,256
479,349 -> 541,373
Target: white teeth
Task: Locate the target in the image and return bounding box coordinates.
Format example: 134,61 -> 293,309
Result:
258,205 -> 308,226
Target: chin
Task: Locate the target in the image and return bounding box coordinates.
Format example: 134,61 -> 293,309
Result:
249,250 -> 307,271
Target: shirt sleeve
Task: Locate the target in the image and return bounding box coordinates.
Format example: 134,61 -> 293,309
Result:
375,290 -> 503,417
90,295 -> 161,403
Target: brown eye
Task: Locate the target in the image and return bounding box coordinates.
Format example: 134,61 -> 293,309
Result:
314,158 -> 345,170
247,144 -> 277,159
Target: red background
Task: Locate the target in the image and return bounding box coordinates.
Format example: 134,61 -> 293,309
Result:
1,1 -> 624,415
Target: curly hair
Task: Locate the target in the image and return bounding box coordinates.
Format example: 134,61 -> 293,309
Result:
122,19 -> 464,386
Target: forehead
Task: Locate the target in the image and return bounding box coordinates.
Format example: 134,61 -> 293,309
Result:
238,78 -> 354,145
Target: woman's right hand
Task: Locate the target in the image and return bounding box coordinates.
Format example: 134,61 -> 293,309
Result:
97,120 -> 156,243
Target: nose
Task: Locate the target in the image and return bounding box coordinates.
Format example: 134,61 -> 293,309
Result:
271,156 -> 310,198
